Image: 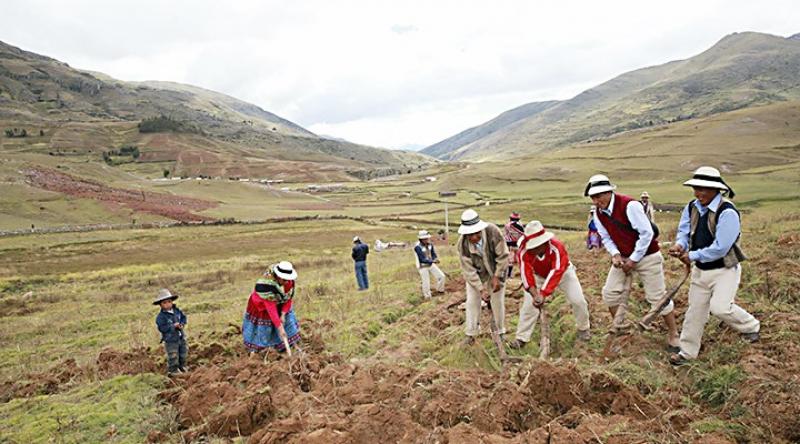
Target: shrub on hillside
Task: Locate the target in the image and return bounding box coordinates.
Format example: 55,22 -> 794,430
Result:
4,128 -> 27,138
138,115 -> 198,134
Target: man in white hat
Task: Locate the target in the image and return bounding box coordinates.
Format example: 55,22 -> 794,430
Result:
457,209 -> 509,345
667,166 -> 759,365
414,230 -> 446,299
640,191 -> 655,223
509,221 -> 591,349
351,236 -> 369,291
584,174 -> 680,352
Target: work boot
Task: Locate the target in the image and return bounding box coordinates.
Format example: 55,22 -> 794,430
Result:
463,336 -> 476,346
741,331 -> 760,343
577,329 -> 591,342
507,339 -> 527,350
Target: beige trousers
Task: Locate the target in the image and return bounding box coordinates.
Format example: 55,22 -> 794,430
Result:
465,280 -> 506,336
419,264 -> 446,299
602,252 -> 674,315
515,265 -> 590,342
679,265 -> 760,359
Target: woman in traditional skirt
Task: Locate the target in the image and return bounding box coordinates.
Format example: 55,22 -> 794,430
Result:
587,206 -> 602,250
242,261 -> 301,353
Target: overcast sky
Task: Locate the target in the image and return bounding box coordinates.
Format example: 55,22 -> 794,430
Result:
4,1 -> 799,149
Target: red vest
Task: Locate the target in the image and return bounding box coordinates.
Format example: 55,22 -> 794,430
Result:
596,193 -> 659,258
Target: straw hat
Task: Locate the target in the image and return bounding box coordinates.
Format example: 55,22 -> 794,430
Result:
418,230 -> 432,239
521,221 -> 554,250
509,212 -> 521,220
153,288 -> 178,305
458,209 -> 488,235
584,174 -> 617,197
683,166 -> 735,197
272,261 -> 298,280
641,191 -> 650,198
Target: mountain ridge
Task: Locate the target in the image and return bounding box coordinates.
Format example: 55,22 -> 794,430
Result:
0,40 -> 434,180
424,31 -> 800,161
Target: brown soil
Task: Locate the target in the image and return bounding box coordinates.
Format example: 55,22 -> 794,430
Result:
22,167 -> 217,222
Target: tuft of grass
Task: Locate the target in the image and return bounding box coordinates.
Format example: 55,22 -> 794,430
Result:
692,364 -> 745,408
689,417 -> 746,441
0,373 -> 168,443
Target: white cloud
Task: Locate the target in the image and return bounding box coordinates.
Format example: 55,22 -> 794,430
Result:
3,0 -> 800,148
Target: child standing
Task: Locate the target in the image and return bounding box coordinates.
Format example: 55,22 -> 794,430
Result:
154,288 -> 188,375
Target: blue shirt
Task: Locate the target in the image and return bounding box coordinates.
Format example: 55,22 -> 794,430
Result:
414,241 -> 438,268
675,193 -> 740,264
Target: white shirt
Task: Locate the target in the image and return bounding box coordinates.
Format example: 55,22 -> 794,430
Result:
593,194 -> 654,263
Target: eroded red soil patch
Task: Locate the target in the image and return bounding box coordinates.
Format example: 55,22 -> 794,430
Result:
23,167 -> 217,222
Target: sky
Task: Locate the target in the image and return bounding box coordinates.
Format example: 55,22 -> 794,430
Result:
3,1 -> 800,149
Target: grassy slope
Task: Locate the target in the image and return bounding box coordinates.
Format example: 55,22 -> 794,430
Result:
439,32 -> 800,161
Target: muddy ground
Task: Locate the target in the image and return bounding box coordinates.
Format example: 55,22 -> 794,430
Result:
4,296 -> 799,443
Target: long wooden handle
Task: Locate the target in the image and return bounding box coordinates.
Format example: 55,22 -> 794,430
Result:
282,335 -> 292,357
538,306 -> 550,359
639,263 -> 691,329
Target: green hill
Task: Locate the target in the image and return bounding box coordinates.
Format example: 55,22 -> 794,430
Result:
0,40 -> 434,180
424,32 -> 800,161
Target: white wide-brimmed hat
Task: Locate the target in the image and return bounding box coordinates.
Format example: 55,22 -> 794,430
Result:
520,220 -> 554,250
353,236 -> 360,243
272,261 -> 298,280
153,288 -> 178,305
458,209 -> 488,235
418,230 -> 432,239
683,166 -> 735,197
584,174 -> 617,197
641,191 -> 650,198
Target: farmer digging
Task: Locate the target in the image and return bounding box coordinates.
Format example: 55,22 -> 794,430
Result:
585,174 -> 680,352
242,261 -> 301,355
509,220 -> 591,349
457,209 -> 509,346
668,166 -> 760,366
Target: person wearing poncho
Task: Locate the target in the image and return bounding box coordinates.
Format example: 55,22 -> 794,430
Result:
242,261 -> 301,353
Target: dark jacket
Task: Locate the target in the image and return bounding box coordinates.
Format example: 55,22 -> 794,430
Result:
156,306 -> 187,343
414,242 -> 437,268
352,242 -> 369,262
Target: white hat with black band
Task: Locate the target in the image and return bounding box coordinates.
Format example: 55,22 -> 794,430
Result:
458,209 -> 488,235
272,261 -> 298,280
584,174 -> 617,197
683,166 -> 735,198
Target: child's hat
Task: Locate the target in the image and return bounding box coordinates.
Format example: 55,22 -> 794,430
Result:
153,288 -> 178,305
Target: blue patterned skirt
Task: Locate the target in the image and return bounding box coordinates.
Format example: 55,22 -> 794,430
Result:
242,309 -> 301,353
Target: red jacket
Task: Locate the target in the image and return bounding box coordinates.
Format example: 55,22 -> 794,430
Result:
519,238 -> 569,298
246,281 -> 294,328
